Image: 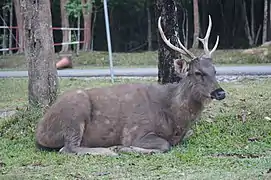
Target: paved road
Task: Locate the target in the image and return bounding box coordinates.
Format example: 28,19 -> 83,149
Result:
1,65 -> 271,78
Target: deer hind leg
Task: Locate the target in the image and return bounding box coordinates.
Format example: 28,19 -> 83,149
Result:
110,133 -> 171,155
59,120 -> 118,156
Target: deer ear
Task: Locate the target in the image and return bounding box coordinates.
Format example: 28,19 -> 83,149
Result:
174,59 -> 189,75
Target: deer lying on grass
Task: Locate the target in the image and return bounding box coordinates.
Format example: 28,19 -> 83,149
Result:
35,15 -> 225,156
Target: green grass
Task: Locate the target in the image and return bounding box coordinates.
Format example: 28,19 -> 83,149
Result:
0,78 -> 271,179
1,47 -> 271,71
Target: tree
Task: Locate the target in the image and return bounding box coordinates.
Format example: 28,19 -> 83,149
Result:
60,0 -> 71,52
21,0 -> 58,108
146,0 -> 153,51
81,0 -> 93,51
192,0 -> 199,49
13,0 -> 24,53
156,0 -> 182,84
262,0 -> 268,44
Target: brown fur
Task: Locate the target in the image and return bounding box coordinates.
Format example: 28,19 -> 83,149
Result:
35,57 -> 226,156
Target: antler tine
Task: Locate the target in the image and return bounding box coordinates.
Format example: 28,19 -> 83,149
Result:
158,16 -> 196,60
197,15 -> 220,58
174,31 -> 196,59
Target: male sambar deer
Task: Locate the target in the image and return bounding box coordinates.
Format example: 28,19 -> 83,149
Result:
35,15 -> 225,156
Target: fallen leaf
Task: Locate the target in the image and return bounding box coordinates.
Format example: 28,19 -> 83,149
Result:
264,117 -> 271,121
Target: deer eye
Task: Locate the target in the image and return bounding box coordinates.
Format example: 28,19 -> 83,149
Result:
195,71 -> 203,76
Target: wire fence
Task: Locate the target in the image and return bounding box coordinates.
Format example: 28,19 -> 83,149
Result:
0,26 -> 86,53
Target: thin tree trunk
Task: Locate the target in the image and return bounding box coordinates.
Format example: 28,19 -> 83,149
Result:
60,0 -> 70,52
263,0 -> 268,43
13,0 -> 24,53
156,0 -> 182,84
243,1 -> 254,46
2,8 -> 7,55
251,0 -> 255,41
185,10 -> 189,48
81,0 -> 93,51
269,0 -> 271,40
147,0 -> 152,51
192,0 -> 199,49
76,12 -> 80,56
181,8 -> 188,48
9,1 -> 13,55
91,6 -> 97,51
21,0 -> 58,108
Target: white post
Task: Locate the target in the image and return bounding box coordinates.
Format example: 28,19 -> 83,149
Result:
103,0 -> 114,83
76,13 -> 80,56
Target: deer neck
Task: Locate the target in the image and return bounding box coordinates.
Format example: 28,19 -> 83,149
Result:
168,80 -> 204,127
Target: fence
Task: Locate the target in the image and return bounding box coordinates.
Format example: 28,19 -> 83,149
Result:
0,26 -> 86,53
0,26 -> 19,52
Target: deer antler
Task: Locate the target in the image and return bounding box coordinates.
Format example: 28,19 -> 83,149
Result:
158,16 -> 196,60
197,15 -> 219,58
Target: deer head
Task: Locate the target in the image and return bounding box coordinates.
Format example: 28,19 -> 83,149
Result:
158,15 -> 225,102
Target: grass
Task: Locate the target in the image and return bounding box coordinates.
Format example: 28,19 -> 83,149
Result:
0,77 -> 271,179
1,47 -> 271,71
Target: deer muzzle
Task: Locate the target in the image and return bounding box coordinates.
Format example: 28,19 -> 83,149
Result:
210,87 -> 226,100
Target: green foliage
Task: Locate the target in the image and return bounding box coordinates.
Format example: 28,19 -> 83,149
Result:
65,0 -> 83,17
65,0 -> 96,18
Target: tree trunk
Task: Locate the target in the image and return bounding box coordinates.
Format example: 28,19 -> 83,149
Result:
263,0 -> 268,43
9,1 -> 13,55
90,7 -> 97,51
251,0 -> 255,41
243,1 -> 254,46
192,0 -> 199,49
21,0 -> 59,108
156,0 -> 182,84
60,0 -> 70,52
13,0 -> 24,53
2,8 -> 7,55
82,0 -> 93,51
147,0 -> 152,51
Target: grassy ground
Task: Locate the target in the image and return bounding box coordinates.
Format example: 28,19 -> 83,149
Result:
1,47 -> 271,71
0,78 -> 271,179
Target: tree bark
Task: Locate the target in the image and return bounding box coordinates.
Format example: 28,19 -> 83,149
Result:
2,8 -> 7,55
147,0 -> 152,51
60,0 -> 70,52
156,0 -> 182,84
9,0 -> 13,55
263,0 -> 268,43
13,0 -> 24,53
243,1 -> 254,46
192,0 -> 199,49
21,0 -> 58,108
81,0 -> 93,51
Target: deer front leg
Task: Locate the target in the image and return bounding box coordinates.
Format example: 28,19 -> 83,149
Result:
110,133 -> 171,155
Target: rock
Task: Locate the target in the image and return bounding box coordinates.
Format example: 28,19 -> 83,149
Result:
0,109 -> 16,119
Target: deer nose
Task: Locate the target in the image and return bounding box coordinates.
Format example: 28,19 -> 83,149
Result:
210,87 -> 226,100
